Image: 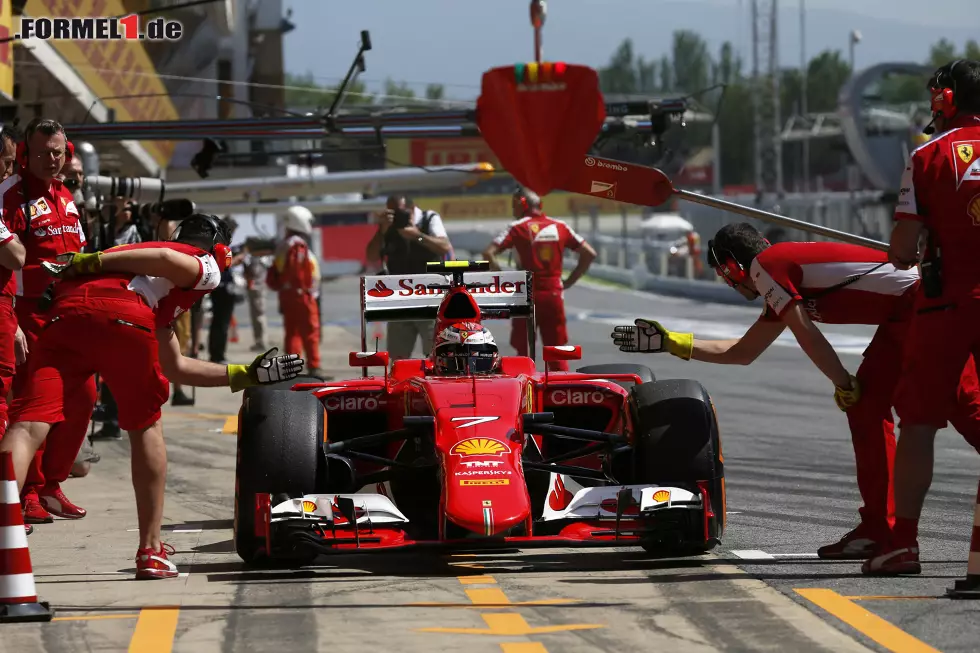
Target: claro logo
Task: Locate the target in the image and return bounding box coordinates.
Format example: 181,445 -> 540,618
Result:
550,389 -> 606,405
324,395 -> 386,411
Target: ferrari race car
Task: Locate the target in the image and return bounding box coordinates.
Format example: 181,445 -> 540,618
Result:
233,261 -> 725,565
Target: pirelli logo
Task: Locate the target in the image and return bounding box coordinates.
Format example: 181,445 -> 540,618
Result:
460,479 -> 510,486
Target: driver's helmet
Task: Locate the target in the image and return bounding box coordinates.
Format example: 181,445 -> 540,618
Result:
431,321 -> 500,375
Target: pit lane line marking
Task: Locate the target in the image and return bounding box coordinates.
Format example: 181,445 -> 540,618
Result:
52,613 -> 140,622
795,589 -> 940,653
127,606 -> 180,653
730,550 -> 819,560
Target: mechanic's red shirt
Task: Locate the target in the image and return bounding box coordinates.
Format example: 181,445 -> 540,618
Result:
894,114 -> 980,301
752,242 -> 919,325
266,235 -> 320,297
0,172 -> 85,298
53,241 -> 222,330
492,213 -> 583,285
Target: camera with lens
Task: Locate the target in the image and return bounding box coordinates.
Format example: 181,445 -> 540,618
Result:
392,207 -> 413,230
244,236 -> 278,255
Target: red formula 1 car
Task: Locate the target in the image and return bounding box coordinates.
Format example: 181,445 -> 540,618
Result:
233,261 -> 725,565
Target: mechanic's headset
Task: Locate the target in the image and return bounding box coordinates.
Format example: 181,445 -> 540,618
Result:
924,59 -> 964,135
172,214 -> 233,270
708,238 -> 770,287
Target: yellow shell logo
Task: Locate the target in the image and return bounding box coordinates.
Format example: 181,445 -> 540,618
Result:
302,500 -> 317,513
969,194 -> 980,226
452,438 -> 510,457
652,490 -> 671,503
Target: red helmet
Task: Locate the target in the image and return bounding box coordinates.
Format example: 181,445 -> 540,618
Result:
431,321 -> 500,375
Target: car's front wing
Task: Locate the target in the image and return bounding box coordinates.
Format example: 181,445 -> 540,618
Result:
252,481 -> 716,557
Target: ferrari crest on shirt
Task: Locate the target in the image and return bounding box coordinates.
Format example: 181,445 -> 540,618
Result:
953,140 -> 980,189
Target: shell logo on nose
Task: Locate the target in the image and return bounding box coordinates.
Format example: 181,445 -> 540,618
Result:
653,490 -> 671,503
451,438 -> 511,457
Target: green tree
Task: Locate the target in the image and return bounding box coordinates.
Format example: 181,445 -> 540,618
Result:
599,38 -> 638,94
929,38 -> 959,67
425,84 -> 445,101
659,55 -> 671,91
805,50 -> 851,112
671,30 -> 710,93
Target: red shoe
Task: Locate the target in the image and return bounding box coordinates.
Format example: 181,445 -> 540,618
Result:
135,543 -> 179,580
817,523 -> 883,560
862,542 -> 921,575
25,524 -> 33,535
22,491 -> 53,524
39,484 -> 87,519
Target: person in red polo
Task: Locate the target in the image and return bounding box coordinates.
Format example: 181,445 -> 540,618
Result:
868,60 -> 980,575
0,122 -> 26,441
482,187 -> 596,370
1,118 -> 94,525
611,223 -> 980,562
0,214 -> 304,579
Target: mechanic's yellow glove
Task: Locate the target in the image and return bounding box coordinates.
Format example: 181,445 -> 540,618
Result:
228,347 -> 305,393
610,318 -> 693,360
42,251 -> 102,278
834,375 -> 862,411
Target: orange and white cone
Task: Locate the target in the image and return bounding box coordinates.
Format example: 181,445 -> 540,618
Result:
0,451 -> 53,622
948,479 -> 980,599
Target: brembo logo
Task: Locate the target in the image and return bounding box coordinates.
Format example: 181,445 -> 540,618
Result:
324,395 -> 385,411
550,389 -> 606,406
584,156 -> 627,171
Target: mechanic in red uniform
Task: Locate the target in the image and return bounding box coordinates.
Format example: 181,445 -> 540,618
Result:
266,205 -> 321,374
866,60 -> 980,575
610,222 -> 980,560
0,118 -> 95,524
482,187 -> 596,371
0,214 -> 304,579
0,122 -> 27,441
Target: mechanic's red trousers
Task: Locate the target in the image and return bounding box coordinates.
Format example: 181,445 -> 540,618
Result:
510,278 -> 569,371
0,296 -> 16,438
10,293 -> 169,433
279,291 -> 320,370
14,298 -> 97,496
848,320 -> 980,536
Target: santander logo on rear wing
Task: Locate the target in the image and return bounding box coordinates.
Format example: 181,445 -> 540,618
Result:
360,270 -> 534,324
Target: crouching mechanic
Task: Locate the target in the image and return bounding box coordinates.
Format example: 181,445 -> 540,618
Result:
0,214 -> 304,579
610,223 -> 980,559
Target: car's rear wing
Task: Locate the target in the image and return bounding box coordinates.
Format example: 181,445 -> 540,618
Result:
358,261 -> 537,364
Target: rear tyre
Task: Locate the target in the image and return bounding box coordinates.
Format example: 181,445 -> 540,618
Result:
628,379 -> 724,555
575,364 -> 655,391
234,382 -> 323,566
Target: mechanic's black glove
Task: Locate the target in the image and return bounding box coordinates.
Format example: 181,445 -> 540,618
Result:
228,347 -> 304,392
610,319 -> 693,359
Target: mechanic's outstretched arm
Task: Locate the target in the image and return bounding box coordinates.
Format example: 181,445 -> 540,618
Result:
780,304 -> 853,389
482,242 -> 505,271
563,241 -> 597,290
50,247 -> 204,288
156,329 -> 304,391
610,317 -> 784,365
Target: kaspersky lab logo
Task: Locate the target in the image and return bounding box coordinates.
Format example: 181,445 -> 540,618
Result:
18,14 -> 183,41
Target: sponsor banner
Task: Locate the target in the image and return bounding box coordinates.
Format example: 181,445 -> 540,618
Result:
386,138 -> 501,169
363,271 -> 529,310
26,0 -> 179,168
0,0 -> 12,101
323,393 -> 387,412
546,387 -> 611,406
451,437 -> 512,457
460,479 -> 510,486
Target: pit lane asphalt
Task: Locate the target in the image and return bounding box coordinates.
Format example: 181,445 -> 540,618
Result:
3,276 -> 975,653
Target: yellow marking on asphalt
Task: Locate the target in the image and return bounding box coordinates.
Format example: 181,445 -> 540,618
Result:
223,416 -> 238,434
410,599 -> 579,609
52,614 -> 140,622
128,607 -> 180,653
500,644 -> 548,653
795,589 -> 941,653
842,596 -> 940,601
419,613 -> 603,635
449,562 -> 487,569
466,588 -> 511,605
459,574 -> 497,585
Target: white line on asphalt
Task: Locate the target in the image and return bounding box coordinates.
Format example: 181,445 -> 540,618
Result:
730,549 -> 776,559
773,553 -> 820,558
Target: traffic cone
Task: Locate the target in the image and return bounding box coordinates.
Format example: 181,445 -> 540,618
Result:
230,315 -> 239,343
0,451 -> 53,622
948,478 -> 980,599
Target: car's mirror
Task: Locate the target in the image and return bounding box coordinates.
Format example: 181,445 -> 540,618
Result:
349,351 -> 390,368
542,345 -> 582,362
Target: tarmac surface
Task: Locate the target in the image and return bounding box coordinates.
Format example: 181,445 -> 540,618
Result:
3,275 -> 979,652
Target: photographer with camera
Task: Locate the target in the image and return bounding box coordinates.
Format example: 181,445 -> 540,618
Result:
365,195 -> 453,360
208,217 -> 246,363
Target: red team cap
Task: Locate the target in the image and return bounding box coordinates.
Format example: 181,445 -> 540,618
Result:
476,61 -> 606,196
